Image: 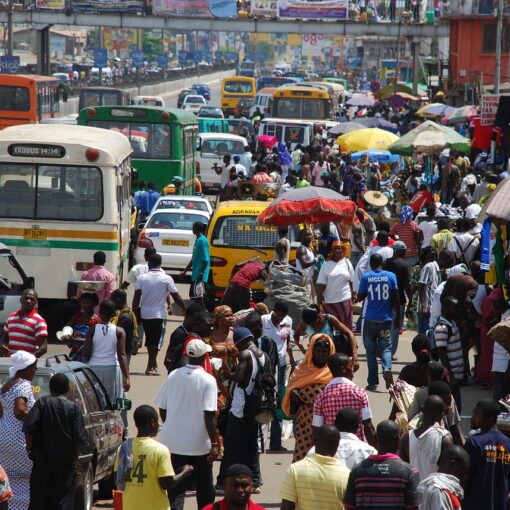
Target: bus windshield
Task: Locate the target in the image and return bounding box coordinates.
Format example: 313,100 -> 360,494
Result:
211,216 -> 299,249
87,120 -> 171,159
273,98 -> 327,119
224,81 -> 253,94
0,164 -> 103,221
0,86 -> 29,111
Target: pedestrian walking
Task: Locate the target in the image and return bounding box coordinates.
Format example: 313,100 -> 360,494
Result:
80,250 -> 116,305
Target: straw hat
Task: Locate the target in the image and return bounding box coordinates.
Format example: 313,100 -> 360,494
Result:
364,190 -> 389,208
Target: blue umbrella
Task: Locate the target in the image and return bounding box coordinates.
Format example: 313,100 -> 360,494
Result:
356,117 -> 399,133
350,150 -> 400,164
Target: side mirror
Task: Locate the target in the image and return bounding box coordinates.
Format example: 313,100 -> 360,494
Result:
115,398 -> 132,412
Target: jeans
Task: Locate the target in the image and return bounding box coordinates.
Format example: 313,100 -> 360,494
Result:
362,319 -> 392,387
218,414 -> 260,487
391,304 -> 405,356
351,251 -> 363,270
418,312 -> 431,335
270,364 -> 287,450
168,453 -> 214,510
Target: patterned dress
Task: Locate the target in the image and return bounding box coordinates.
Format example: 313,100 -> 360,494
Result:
292,383 -> 326,463
0,379 -> 35,510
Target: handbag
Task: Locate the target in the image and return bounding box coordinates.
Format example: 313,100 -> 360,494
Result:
325,314 -> 353,356
217,397 -> 232,437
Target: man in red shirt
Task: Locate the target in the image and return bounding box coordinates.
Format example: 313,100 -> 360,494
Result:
203,464 -> 266,510
220,259 -> 269,312
1,289 -> 48,358
408,184 -> 433,215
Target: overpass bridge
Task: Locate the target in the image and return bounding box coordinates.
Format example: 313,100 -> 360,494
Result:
0,9 -> 450,91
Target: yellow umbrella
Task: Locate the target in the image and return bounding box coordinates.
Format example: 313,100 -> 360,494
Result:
336,128 -> 399,152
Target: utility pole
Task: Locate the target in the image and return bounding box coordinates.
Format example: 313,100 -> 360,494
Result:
7,0 -> 13,56
495,0 -> 504,94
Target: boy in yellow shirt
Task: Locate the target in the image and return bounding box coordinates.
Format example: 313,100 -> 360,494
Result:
115,405 -> 193,510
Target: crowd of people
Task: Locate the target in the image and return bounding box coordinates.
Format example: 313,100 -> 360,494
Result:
1,103 -> 510,509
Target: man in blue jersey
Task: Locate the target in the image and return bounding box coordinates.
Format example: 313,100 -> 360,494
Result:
136,181 -> 160,222
357,253 -> 400,391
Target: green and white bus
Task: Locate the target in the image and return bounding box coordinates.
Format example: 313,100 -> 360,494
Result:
78,105 -> 198,193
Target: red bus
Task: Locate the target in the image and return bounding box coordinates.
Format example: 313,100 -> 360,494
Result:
0,74 -> 60,130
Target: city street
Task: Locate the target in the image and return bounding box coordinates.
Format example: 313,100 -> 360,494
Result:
44,277 -> 490,510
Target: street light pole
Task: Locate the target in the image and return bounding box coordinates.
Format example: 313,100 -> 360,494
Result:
495,0 -> 504,94
7,0 -> 13,57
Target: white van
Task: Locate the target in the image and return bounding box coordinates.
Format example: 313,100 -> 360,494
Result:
249,87 -> 275,117
258,118 -> 314,150
196,133 -> 252,194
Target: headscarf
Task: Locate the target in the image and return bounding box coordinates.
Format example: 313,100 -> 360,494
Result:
328,240 -> 344,261
400,205 -> 414,223
9,351 -> 36,378
281,334 -> 334,416
213,304 -> 233,329
278,142 -> 292,166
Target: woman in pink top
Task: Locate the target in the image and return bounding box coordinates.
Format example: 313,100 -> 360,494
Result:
251,164 -> 273,184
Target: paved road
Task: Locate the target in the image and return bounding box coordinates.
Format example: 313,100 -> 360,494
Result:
46,273 -> 489,509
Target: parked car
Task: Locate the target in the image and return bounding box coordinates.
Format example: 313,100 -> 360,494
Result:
136,209 -> 210,269
181,94 -> 207,113
191,82 -> 211,100
198,106 -> 224,119
0,356 -> 129,510
177,88 -> 194,108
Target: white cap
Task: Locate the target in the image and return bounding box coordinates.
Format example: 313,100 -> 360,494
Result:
186,339 -> 212,358
9,350 -> 36,378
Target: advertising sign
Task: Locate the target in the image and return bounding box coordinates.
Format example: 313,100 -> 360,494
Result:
132,50 -> 144,67
178,51 -> 187,64
158,54 -> 169,68
153,0 -> 210,16
209,0 -> 237,17
481,94 -> 500,126
278,0 -> 348,19
35,0 -> 66,8
71,0 -> 144,12
250,0 -> 277,16
0,56 -> 20,74
93,48 -> 108,68
103,28 -> 138,52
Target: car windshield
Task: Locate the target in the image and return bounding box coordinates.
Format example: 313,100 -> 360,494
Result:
156,198 -> 210,213
200,139 -> 245,156
147,212 -> 208,230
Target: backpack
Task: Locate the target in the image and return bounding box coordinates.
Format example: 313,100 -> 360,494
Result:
453,236 -> 476,265
244,348 -> 277,424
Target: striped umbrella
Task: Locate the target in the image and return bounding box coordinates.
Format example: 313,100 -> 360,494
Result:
416,103 -> 455,118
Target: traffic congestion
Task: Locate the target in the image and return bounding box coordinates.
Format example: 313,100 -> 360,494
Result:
0,52 -> 510,510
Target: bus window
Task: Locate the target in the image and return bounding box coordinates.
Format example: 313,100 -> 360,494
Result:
103,92 -> 122,106
83,92 -> 101,107
303,101 -> 325,119
0,86 -> 29,111
0,164 -> 103,221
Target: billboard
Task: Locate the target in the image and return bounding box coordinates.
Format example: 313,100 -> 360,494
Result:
71,0 -> 144,12
35,0 -> 66,8
250,0 -> 278,16
103,28 -> 138,52
481,94 -> 500,126
153,0 -> 237,17
278,0 -> 348,19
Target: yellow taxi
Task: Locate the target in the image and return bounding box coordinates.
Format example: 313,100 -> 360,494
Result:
206,200 -> 300,303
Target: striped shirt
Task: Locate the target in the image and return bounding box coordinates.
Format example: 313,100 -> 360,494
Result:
280,453 -> 350,510
389,221 -> 420,258
5,309 -> 48,354
434,317 -> 464,380
344,453 -> 420,510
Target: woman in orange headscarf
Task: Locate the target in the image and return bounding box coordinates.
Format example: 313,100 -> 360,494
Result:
282,334 -> 334,462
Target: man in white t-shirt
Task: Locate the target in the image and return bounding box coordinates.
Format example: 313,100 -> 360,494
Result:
311,155 -> 329,187
232,155 -> 247,178
419,204 -> 438,249
261,302 -> 293,451
154,338 -> 218,510
448,217 -> 480,266
122,247 -> 156,353
132,253 -> 186,376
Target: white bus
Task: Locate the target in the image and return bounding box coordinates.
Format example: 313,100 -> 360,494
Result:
0,124 -> 133,329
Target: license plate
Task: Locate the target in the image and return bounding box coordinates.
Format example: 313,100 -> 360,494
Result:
23,228 -> 47,240
162,239 -> 189,247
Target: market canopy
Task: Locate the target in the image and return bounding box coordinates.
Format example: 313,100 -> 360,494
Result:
337,128 -> 399,152
327,122 -> 366,136
481,176 -> 510,222
416,103 -> 455,118
388,120 -> 470,156
345,95 -> 375,107
257,187 -> 357,226
356,117 -> 399,133
374,82 -> 415,99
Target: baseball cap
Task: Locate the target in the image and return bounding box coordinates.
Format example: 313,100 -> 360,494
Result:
186,339 -> 212,358
233,327 -> 254,345
393,240 -> 407,252
233,155 -> 241,162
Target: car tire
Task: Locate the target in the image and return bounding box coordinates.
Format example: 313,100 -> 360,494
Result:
75,463 -> 94,510
98,472 -> 115,500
